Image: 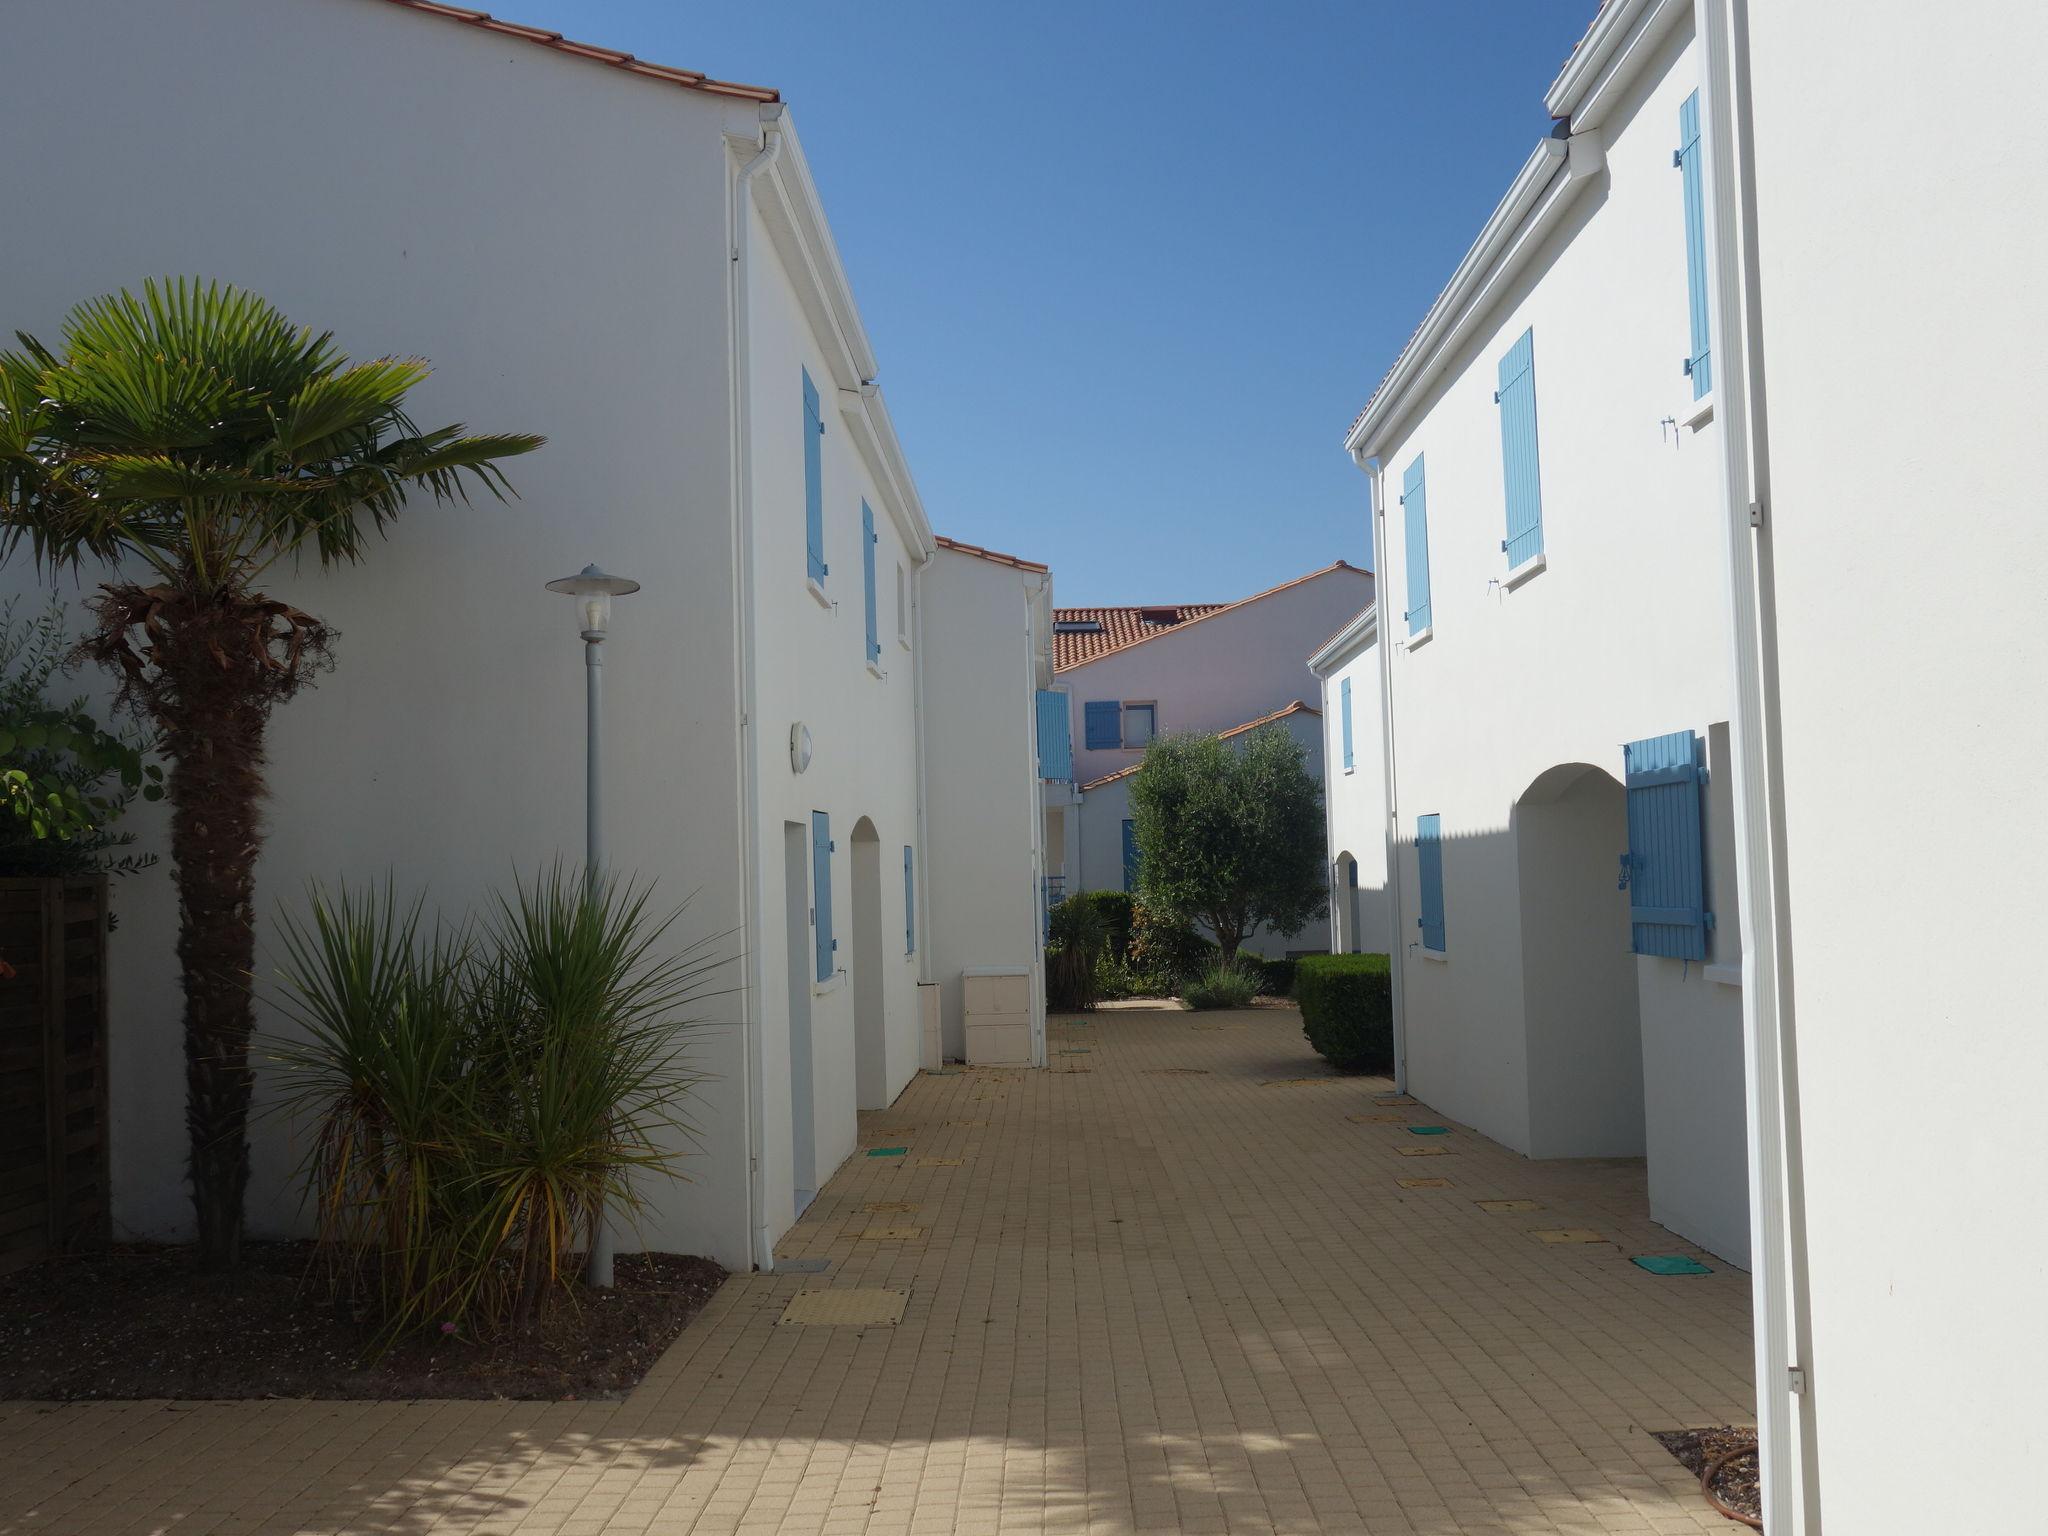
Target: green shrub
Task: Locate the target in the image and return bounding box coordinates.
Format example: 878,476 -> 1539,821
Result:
1046,893 -> 1108,1010
1129,903 -> 1216,985
1074,890 -> 1134,961
264,866 -> 721,1342
1295,953 -> 1393,1072
1182,958 -> 1261,1011
1249,956 -> 1298,997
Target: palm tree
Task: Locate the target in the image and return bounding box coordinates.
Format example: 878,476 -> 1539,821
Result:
0,278 -> 542,1269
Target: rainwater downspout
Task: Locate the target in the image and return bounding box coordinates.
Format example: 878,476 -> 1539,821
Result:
1353,448 -> 1409,1093
1695,2 -> 1819,1527
729,103 -> 784,1274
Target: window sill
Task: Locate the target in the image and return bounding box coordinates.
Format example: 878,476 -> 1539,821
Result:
1704,962 -> 1741,988
1502,552 -> 1547,591
1343,766 -> 1356,776
1418,946 -> 1448,964
806,578 -> 832,611
1683,391 -> 1716,431
812,969 -> 844,997
867,660 -> 886,681
897,633 -> 911,652
1404,626 -> 1434,652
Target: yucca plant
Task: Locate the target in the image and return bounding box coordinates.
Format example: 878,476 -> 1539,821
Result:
264,867 -> 724,1343
0,278 -> 542,1269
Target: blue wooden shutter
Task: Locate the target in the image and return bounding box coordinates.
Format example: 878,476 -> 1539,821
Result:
1036,690 -> 1072,780
1622,731 -> 1709,959
1084,700 -> 1120,750
1677,91 -> 1712,397
1340,677 -> 1354,770
811,810 -> 835,981
1401,454 -> 1432,634
904,844 -> 916,955
1495,329 -> 1545,569
803,369 -> 826,583
1416,813 -> 1446,951
1121,819 -> 1139,892
861,501 -> 880,663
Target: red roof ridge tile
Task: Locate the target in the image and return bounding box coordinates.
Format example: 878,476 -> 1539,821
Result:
372,0 -> 780,103
1053,560 -> 1365,672
933,534 -> 1050,574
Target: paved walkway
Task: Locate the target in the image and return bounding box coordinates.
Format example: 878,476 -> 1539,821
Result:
1,1006 -> 1753,1535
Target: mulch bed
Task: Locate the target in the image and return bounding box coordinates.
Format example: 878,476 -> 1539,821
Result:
0,1241 -> 725,1402
1654,1425 -> 1763,1529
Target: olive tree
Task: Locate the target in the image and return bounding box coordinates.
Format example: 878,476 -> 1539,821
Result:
1126,726 -> 1325,962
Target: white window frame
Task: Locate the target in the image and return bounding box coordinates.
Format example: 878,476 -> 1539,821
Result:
1121,701 -> 1157,750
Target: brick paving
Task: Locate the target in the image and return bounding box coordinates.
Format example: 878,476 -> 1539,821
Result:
0,1005 -> 1754,1534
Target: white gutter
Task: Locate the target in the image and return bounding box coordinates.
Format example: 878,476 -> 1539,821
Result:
1697,1 -> 1820,1527
1341,452 -> 1409,1091
1544,0 -> 1691,129
1346,132 -> 1605,461
728,103 -> 784,1275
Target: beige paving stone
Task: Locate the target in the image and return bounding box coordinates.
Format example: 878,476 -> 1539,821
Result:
0,1007 -> 1752,1534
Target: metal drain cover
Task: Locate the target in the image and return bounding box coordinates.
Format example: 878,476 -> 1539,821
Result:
779,1288 -> 908,1326
1532,1229 -> 1606,1244
775,1257 -> 831,1274
916,1156 -> 964,1167
1348,1113 -> 1406,1123
1397,1145 -> 1449,1157
863,1201 -> 919,1213
853,1226 -> 926,1242
1476,1199 -> 1543,1213
1397,1177 -> 1451,1189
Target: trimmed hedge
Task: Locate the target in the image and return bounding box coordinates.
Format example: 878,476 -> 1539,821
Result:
1295,953 -> 1393,1072
1248,956 -> 1298,997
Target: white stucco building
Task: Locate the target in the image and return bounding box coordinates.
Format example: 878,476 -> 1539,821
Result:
1307,608 -> 1389,955
1343,0 -> 1747,1268
1053,561 -> 1372,957
0,0 -> 1046,1275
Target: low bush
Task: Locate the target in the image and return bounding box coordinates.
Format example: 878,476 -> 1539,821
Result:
1129,904 -> 1215,985
1183,957 -> 1261,1011
1046,893 -> 1108,1010
1073,890 -> 1135,961
1246,955 -> 1297,997
1295,953 -> 1393,1072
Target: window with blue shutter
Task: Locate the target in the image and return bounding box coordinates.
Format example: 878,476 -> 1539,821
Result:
861,500 -> 880,664
1677,91 -> 1712,397
1494,329 -> 1545,569
811,810 -> 835,982
1121,819 -> 1139,893
1340,677 -> 1355,771
1416,813 -> 1446,951
1401,453 -> 1432,634
803,369 -> 826,584
904,845 -> 916,955
1084,700 -> 1120,751
1621,730 -> 1710,960
1035,690 -> 1072,781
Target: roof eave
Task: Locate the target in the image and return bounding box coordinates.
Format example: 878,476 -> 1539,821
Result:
1307,604 -> 1379,676
1544,0 -> 1690,128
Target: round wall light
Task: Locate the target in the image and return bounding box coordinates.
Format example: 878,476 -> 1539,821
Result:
790,721 -> 813,774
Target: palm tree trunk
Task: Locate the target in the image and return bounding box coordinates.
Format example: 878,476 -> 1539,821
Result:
158,628 -> 272,1272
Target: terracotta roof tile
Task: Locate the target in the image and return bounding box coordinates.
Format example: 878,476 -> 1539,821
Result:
933,534 -> 1049,574
1053,560 -> 1364,672
1077,700 -> 1322,791
372,1 -> 780,102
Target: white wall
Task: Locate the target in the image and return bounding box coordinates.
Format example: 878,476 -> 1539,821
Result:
1078,709 -> 1327,959
0,0 -> 757,1259
1317,628 -> 1391,955
1742,3 -> 2048,1522
742,188 -> 928,1252
1366,18 -> 1746,1257
919,549 -> 1046,1058
1062,565 -> 1372,789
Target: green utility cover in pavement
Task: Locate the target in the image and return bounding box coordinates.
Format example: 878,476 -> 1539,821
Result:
867,1147 -> 908,1157
1408,1125 -> 1450,1135
1633,1254 -> 1713,1275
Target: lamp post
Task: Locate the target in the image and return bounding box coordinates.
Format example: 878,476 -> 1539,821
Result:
544,562 -> 640,1288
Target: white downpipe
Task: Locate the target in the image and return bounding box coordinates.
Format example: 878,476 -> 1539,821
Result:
1696,2 -> 1818,1529
729,105 -> 784,1275
1354,449 -> 1408,1093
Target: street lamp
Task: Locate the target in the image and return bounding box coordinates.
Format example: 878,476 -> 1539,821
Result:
544,561 -> 640,1288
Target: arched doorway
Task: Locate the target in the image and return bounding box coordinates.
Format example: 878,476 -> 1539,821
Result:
850,817 -> 888,1110
1513,763 -> 1644,1158
1332,850 -> 1358,952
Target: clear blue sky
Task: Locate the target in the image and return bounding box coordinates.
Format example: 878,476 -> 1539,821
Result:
541,0 -> 1593,606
